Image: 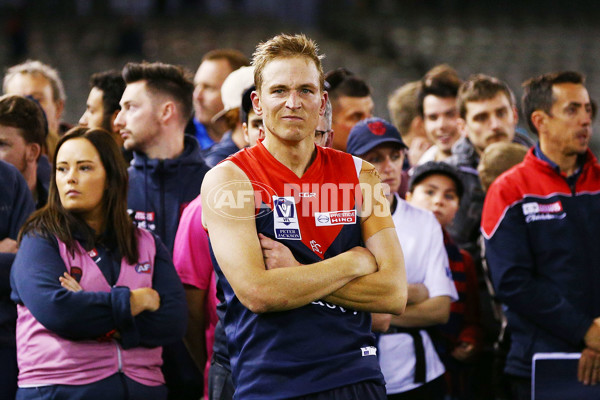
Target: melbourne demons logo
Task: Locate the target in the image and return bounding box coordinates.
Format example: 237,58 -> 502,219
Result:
135,262 -> 152,274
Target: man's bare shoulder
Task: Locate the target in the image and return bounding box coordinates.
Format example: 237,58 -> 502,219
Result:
203,160 -> 249,186
358,159 -> 383,186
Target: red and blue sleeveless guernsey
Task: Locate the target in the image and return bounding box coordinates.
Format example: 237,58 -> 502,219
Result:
212,141 -> 384,399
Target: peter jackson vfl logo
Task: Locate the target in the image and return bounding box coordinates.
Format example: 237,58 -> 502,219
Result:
522,200 -> 566,223
273,196 -> 301,240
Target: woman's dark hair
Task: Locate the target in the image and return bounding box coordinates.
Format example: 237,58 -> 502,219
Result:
19,126 -> 138,263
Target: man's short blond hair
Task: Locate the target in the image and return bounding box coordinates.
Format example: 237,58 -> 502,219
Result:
252,33 -> 325,93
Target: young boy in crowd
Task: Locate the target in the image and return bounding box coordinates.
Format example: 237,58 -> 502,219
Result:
407,161 -> 483,400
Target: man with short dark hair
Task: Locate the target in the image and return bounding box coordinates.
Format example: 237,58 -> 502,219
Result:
114,61 -> 210,400
482,71 -> 599,400
388,80 -> 430,167
417,65 -> 462,164
0,94 -> 49,208
325,68 -> 373,151
448,74 -> 535,261
241,85 -> 263,147
79,70 -> 126,145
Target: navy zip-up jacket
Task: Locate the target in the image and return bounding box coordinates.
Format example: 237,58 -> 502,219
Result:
127,135 -> 210,253
481,146 -> 600,378
0,161 -> 34,347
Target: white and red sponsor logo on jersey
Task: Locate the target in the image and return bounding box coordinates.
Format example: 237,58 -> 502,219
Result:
315,210 -> 357,226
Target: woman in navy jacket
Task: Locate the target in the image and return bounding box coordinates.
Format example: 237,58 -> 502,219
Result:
10,127 -> 187,400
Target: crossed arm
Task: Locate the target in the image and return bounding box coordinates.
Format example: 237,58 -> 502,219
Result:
201,160 -> 407,315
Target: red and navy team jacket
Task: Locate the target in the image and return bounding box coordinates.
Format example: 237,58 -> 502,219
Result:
481,146 -> 600,378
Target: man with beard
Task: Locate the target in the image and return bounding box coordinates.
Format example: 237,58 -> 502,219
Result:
447,74 -> 534,261
482,71 -> 599,400
79,70 -> 131,162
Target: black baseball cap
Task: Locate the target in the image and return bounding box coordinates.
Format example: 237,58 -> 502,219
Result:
408,161 -> 464,199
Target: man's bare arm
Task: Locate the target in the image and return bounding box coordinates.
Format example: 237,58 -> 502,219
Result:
390,295 -> 451,328
183,286 -> 207,373
201,162 -> 377,314
322,161 -> 407,314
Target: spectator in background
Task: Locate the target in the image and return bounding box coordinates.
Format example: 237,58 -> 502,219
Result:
0,94 -> 49,209
79,70 -> 127,148
173,197 -> 217,400
417,64 -> 462,164
315,98 -> 334,148
388,80 -> 431,167
114,61 -> 210,400
325,67 -> 373,151
476,140 -> 528,400
0,160 -> 34,400
204,66 -> 254,167
3,60 -> 68,158
478,142 -> 528,192
407,161 -> 483,400
347,118 -> 457,399
447,74 -> 535,400
482,71 -> 598,400
241,85 -> 263,147
190,49 -> 249,152
10,127 -> 186,400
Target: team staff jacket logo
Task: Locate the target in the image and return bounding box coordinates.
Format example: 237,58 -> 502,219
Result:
482,149 -> 600,245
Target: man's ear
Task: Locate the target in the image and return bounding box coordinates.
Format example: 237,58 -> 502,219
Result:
531,110 -> 547,134
251,91 -> 262,116
55,99 -> 65,121
27,142 -> 41,163
110,110 -> 120,133
512,106 -> 519,124
159,101 -> 176,124
457,117 -> 467,137
320,91 -> 329,116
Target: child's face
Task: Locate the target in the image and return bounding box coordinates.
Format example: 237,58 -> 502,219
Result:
407,174 -> 460,228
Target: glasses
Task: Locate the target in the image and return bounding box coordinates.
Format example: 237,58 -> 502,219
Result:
315,129 -> 332,138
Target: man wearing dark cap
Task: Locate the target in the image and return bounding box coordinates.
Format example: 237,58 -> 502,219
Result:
348,117 -> 457,399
